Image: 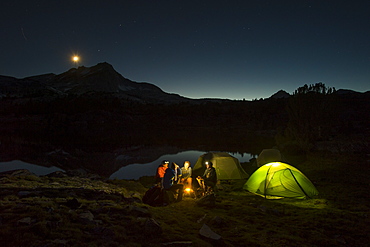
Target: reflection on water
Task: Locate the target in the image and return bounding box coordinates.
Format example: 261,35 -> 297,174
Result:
110,150 -> 253,180
0,160 -> 64,176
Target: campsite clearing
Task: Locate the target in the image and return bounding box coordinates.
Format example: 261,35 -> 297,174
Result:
0,151 -> 368,246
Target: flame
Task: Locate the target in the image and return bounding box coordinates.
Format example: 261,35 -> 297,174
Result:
184,188 -> 192,193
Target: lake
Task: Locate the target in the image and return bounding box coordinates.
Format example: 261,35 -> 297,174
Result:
109,150 -> 253,180
0,150 -> 253,180
0,160 -> 64,175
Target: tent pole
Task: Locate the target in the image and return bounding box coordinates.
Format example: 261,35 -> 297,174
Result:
288,169 -> 310,198
264,166 -> 273,199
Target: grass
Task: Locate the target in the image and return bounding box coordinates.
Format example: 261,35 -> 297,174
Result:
0,151 -> 369,246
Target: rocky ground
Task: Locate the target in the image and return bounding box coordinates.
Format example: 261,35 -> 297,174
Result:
0,151 -> 369,247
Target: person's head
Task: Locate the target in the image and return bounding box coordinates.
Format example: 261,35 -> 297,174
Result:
205,161 -> 213,168
162,160 -> 169,167
184,161 -> 190,169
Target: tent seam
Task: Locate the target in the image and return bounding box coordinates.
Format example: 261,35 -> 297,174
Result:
288,168 -> 310,199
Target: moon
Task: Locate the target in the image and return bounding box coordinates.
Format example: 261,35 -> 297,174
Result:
72,56 -> 79,62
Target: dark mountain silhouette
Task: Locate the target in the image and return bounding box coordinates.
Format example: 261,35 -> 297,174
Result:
1,62 -> 368,102
0,74 -> 53,97
1,62 -> 191,104
270,90 -> 290,99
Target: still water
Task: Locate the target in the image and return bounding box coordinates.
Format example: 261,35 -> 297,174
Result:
109,150 -> 253,180
0,160 -> 64,176
0,151 -> 252,180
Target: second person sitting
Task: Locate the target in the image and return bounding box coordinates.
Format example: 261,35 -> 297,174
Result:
163,162 -> 184,203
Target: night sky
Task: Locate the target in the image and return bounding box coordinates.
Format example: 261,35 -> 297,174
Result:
1,0 -> 369,100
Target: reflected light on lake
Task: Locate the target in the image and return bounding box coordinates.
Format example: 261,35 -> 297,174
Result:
110,150 -> 252,180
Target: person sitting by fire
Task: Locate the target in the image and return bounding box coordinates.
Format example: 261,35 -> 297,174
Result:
172,162 -> 182,184
155,160 -> 169,187
180,161 -> 192,190
196,161 -> 217,195
163,162 -> 184,203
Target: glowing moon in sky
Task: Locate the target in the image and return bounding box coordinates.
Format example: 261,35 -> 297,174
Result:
72,56 -> 79,62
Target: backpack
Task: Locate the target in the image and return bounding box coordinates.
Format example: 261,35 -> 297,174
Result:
142,186 -> 164,206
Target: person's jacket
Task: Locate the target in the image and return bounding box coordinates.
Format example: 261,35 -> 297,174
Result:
155,165 -> 167,179
181,167 -> 192,179
163,168 -> 175,189
202,167 -> 217,183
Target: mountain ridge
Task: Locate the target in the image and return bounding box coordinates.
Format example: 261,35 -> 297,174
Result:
1,62 -> 368,102
0,62 -> 192,104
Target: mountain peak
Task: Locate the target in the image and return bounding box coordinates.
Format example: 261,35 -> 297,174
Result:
96,61 -> 113,67
52,62 -> 125,94
270,90 -> 290,99
91,62 -> 115,72
66,62 -> 115,75
0,62 -> 189,103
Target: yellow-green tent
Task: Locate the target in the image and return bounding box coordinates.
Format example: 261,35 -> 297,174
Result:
243,162 -> 318,199
193,152 -> 249,180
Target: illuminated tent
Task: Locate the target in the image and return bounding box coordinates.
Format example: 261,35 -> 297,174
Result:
243,162 -> 318,199
193,152 -> 249,180
257,149 -> 284,167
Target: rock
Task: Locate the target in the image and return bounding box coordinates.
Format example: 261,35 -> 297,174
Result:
49,182 -> 61,186
199,224 -> 221,241
45,171 -> 67,178
86,173 -> 101,180
91,226 -> 115,240
136,217 -> 148,226
17,190 -> 42,197
79,210 -> 94,222
50,239 -> 69,245
0,169 -> 36,177
211,216 -> 226,227
144,218 -> 162,236
196,193 -> 216,207
61,198 -> 81,209
123,195 -> 142,204
66,169 -> 88,177
99,202 -> 118,207
162,241 -> 193,246
126,192 -> 142,203
125,205 -> 151,217
46,219 -> 62,229
17,191 -> 32,197
197,214 -> 207,223
17,217 -> 33,225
